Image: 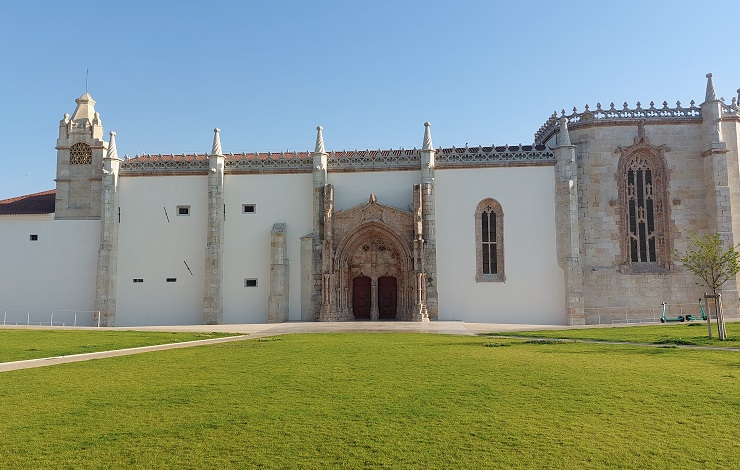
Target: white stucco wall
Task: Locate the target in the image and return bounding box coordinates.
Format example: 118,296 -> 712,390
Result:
330,170 -> 420,212
434,165 -> 566,324
0,215 -> 99,326
222,173 -> 313,323
116,176 -> 208,326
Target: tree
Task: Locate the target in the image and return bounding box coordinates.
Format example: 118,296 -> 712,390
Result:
679,233 -> 740,340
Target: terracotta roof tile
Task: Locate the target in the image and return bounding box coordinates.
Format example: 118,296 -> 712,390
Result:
0,190 -> 56,215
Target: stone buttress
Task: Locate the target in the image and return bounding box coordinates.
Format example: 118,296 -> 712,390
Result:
419,122 -> 437,320
94,131 -> 122,326
268,223 -> 289,322
553,118 -> 585,325
301,126 -> 328,321
203,128 -> 225,324
702,74 -> 740,314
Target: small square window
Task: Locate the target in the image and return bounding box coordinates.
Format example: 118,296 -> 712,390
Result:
177,206 -> 190,216
244,278 -> 258,287
30,235 -> 38,241
243,204 -> 256,214
133,278 -> 144,283
166,278 -> 177,283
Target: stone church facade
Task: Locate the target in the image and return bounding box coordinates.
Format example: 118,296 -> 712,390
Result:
1,74 -> 739,326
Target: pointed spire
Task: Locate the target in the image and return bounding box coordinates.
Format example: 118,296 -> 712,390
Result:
314,126 -> 325,154
422,122 -> 433,150
211,128 -> 222,156
107,131 -> 118,160
705,73 -> 717,102
558,117 -> 572,146
71,92 -> 97,122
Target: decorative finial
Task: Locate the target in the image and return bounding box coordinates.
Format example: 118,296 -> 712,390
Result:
314,125 -> 325,154
211,128 -> 222,156
558,116 -> 571,146
422,122 -> 433,151
107,131 -> 118,160
705,73 -> 717,102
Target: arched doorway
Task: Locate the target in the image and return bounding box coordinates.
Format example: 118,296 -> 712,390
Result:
352,276 -> 371,319
378,276 -> 397,319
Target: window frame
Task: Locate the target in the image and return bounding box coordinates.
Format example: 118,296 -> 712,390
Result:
475,198 -> 505,282
616,124 -> 671,273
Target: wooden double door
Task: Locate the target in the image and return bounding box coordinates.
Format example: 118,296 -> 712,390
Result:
352,276 -> 397,320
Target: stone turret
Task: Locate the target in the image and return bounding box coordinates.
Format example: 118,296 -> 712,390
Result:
95,131 -> 122,326
55,93 -> 106,219
203,128 -> 225,324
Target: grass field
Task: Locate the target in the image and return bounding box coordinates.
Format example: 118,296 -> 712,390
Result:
0,329 -> 236,362
485,322 -> 740,347
1,331 -> 740,468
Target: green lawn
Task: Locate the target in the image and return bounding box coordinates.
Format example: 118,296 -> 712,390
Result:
0,329 -> 236,362
485,322 -> 740,347
1,332 -> 740,468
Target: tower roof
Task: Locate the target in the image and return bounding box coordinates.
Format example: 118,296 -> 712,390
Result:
71,93 -> 97,122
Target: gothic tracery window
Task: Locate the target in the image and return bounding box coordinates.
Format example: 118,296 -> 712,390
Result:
69,142 -> 92,164
626,156 -> 657,263
475,199 -> 505,282
617,139 -> 670,272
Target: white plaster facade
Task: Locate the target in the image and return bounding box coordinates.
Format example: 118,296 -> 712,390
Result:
2,74 -> 739,326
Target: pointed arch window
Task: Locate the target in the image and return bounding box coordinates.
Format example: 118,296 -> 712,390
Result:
626,156 -> 657,263
475,199 -> 505,282
616,125 -> 671,272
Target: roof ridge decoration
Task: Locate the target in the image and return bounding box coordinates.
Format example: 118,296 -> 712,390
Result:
535,99 -> 702,145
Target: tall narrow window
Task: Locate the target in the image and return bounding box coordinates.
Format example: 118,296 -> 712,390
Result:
616,123 -> 670,272
481,211 -> 497,274
626,157 -> 656,263
475,199 -> 505,282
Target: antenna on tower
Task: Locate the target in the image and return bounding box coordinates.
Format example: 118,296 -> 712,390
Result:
85,68 -> 89,93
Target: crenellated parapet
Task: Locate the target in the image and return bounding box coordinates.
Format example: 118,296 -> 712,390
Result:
721,98 -> 740,119
535,100 -> 702,145
119,145 -> 555,175
436,145 -> 554,167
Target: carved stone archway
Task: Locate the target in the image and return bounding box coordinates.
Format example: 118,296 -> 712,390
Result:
336,222 -> 413,320
317,193 -> 428,322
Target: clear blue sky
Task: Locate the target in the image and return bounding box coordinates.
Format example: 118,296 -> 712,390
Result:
1,0 -> 738,199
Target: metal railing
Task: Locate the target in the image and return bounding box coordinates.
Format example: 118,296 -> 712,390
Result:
1,310 -> 101,327
584,303 -> 706,325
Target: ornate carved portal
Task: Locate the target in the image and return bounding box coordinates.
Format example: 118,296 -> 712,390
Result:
318,191 -> 428,322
